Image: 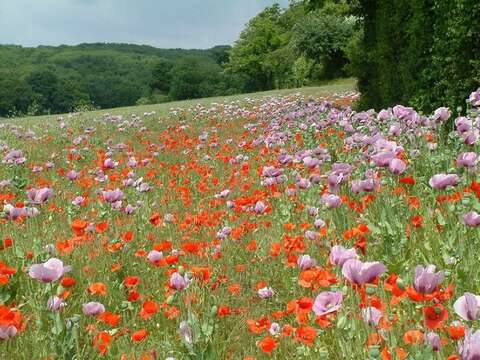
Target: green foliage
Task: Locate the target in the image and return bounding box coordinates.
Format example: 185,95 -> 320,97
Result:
226,4 -> 287,92
168,57 -> 223,100
349,0 -> 480,112
150,59 -> 174,93
0,43 -> 234,116
292,11 -> 356,79
226,0 -> 356,92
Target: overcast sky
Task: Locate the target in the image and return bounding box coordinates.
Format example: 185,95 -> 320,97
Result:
0,0 -> 290,49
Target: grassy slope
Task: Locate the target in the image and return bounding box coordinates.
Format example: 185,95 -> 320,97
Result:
1,78 -> 356,124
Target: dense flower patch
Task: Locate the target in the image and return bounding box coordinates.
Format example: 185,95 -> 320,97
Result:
0,89 -> 479,359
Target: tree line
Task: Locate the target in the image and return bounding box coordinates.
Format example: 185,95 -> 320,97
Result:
0,44 -> 235,116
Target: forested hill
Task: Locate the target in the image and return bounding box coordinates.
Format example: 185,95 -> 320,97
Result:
0,43 -> 231,116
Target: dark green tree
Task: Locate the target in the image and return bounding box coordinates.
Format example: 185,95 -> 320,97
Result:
169,57 -> 222,100
150,58 -> 174,93
292,11 -> 356,79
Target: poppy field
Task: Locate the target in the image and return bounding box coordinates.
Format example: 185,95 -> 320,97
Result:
1,86 -> 480,359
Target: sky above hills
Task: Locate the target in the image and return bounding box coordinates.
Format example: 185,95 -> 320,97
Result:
0,0 -> 290,49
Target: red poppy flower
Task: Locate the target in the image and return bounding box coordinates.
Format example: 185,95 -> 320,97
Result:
258,336 -> 277,354
131,329 -> 148,342
423,304 -> 448,329
124,276 -> 140,288
295,326 -> 317,346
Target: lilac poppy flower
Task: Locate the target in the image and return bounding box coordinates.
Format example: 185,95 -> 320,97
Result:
296,178 -> 311,189
254,201 -> 266,214
425,332 -> 442,351
216,226 -> 232,240
393,105 -> 415,120
464,131 -> 479,146
429,174 -> 459,190
308,207 -> 319,217
304,230 -> 318,241
314,218 -> 326,229
66,170 -> 79,181
320,193 -> 342,208
269,322 -> 281,336
459,328 -> 480,359
328,173 -> 344,192
329,245 -> 358,267
312,291 -> 343,316
377,109 -> 392,122
27,187 -> 53,205
170,272 -> 190,291
362,307 -> 383,326
179,321 -> 193,344
456,117 -> 473,134
147,250 -> 163,264
297,255 -> 316,270
388,158 -> 406,175
82,302 -> 105,316
454,293 -> 480,321
389,123 -> 402,136
352,179 -> 378,193
0,325 -> 17,340
127,157 -> 137,168
2,149 -> 26,165
103,158 -> 118,169
215,189 -> 230,199
309,174 -> 322,184
468,88 -> 480,107
136,182 -> 150,193
342,259 -> 386,285
262,166 -> 283,178
124,204 -> 137,214
371,152 -> 396,167
303,156 -> 320,169
432,107 -> 451,123
457,152 -> 478,168
47,296 -> 66,311
102,189 -> 124,203
331,163 -> 353,176
72,196 -> 85,206
257,287 -> 274,299
285,187 -> 297,197
3,204 -> 26,220
413,265 -> 444,294
464,211 -> 480,227
29,258 -> 70,283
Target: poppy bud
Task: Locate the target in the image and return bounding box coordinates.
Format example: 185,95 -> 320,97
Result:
166,295 -> 175,305
396,277 -> 406,290
368,346 -> 380,358
336,315 -> 347,329
366,284 -> 376,295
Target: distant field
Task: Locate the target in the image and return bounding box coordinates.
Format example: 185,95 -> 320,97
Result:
1,78 -> 356,123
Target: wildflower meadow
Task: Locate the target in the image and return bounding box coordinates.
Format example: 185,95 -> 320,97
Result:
1,87 -> 480,360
